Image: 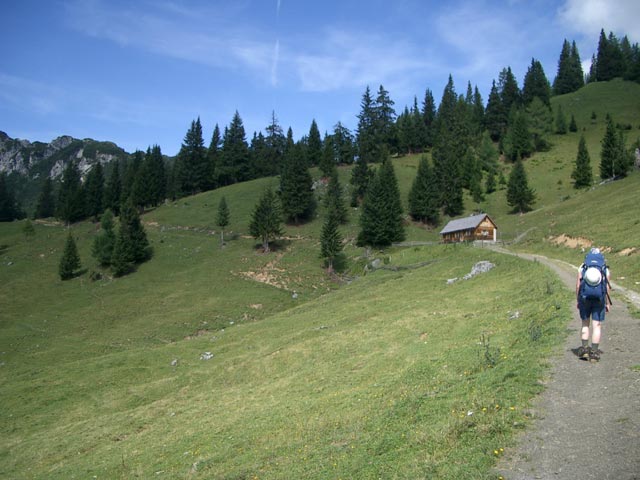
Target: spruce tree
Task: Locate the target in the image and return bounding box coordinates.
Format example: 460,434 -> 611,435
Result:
498,66 -> 521,113
176,118 -> 208,196
553,40 -> 585,95
572,135 -> 593,188
506,157 -> 536,213
208,124 -> 222,187
216,196 -> 230,245
600,115 -> 628,179
357,158 -> 405,247
307,119 -> 322,168
504,108 -> 533,161
319,132 -> 336,178
218,111 -> 250,186
249,188 -> 283,253
349,156 -> 373,207
0,174 -> 25,222
92,209 -> 116,266
56,160 -> 84,224
333,122 -> 355,165
59,232 -> 81,280
522,58 -> 551,106
484,80 -> 507,141
279,143 -> 316,224
421,88 -> 436,148
103,161 -> 122,216
408,156 -> 440,226
122,150 -> 143,206
356,86 -> 378,164
118,199 -> 152,265
526,97 -> 553,152
34,177 -> 56,219
555,105 -> 568,134
569,114 -> 578,133
374,84 -> 397,154
324,171 -> 348,224
111,231 -> 133,277
320,209 -> 343,273
84,162 -> 105,220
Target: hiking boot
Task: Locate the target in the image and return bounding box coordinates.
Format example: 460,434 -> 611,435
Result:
577,345 -> 590,360
589,348 -> 601,362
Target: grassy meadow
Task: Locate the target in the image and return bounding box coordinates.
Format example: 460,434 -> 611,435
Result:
1,80 -> 639,478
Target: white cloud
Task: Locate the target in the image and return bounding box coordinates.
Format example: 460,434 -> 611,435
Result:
558,0 -> 640,40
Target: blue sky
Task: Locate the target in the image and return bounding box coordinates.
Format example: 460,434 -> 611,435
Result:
1,0 -> 639,156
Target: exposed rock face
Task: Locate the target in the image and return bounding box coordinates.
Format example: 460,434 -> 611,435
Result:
0,130 -> 128,180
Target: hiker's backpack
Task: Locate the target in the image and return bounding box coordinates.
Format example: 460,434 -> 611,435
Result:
580,252 -> 608,302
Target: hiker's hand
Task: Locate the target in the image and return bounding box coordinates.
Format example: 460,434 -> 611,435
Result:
606,304 -> 610,312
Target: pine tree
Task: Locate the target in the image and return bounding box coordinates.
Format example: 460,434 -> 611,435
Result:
249,188 -> 283,253
118,199 -> 151,265
498,66 -> 521,113
357,158 -> 405,247
555,105 -> 568,134
111,231 -> 133,277
279,142 -> 316,224
572,135 -> 593,188
600,115 -> 626,179
324,171 -> 348,224
356,86 -> 378,163
421,88 -> 436,148
374,84 -> 397,154
569,114 -> 578,132
34,177 -> 56,219
506,157 -> 536,213
208,124 -> 222,188
263,112 -> 286,176
332,122 -> 355,165
307,119 -> 322,168
176,118 -> 208,196
103,161 -> 122,216
484,80 -> 507,141
319,132 -> 336,178
56,160 -> 84,224
216,196 -> 230,245
218,111 -> 250,186
92,209 -> 116,266
84,162 -> 105,220
122,150 -> 143,206
320,209 -> 343,273
504,108 -> 533,161
145,145 -> 167,207
408,156 -> 440,225
59,232 -> 81,280
349,156 -> 373,207
522,58 -> 551,106
553,39 -> 585,94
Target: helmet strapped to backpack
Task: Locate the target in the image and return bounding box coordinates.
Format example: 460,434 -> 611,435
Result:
580,250 -> 608,302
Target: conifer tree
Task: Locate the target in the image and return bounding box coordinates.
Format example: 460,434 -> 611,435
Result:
208,124 -> 222,187
117,199 -> 152,266
176,118 -> 208,196
522,58 -> 551,106
92,209 -> 116,267
84,162 -> 105,220
103,161 -> 122,216
319,132 -> 336,178
408,156 -> 440,225
320,209 -> 343,273
324,171 -> 348,224
485,168 -> 497,194
56,160 -> 84,224
249,188 -> 283,253
216,196 -> 230,245
146,144 -> 167,207
506,157 -> 536,213
349,156 -> 373,207
421,88 -> 436,148
218,111 -> 250,186
262,112 -> 286,176
279,143 -> 316,224
498,66 -> 521,113
569,114 -> 578,132
307,119 -> 322,168
356,86 -> 378,164
600,115 -> 631,179
572,135 -> 593,188
484,80 -> 507,141
34,177 -> 56,219
332,122 -> 355,165
555,105 -> 568,134
111,232 -> 133,277
59,232 -> 81,280
504,108 -> 533,161
357,158 -> 405,247
526,97 -> 553,152
122,150 -> 143,206
553,39 -> 584,95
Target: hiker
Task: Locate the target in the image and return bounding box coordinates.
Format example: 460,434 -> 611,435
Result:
575,247 -> 611,362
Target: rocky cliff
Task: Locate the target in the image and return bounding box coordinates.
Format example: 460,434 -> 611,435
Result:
0,130 -> 129,180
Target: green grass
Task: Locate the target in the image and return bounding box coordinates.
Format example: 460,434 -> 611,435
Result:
1,239 -> 570,478
2,79 -> 640,479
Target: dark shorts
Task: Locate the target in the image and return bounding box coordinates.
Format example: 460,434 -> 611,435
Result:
579,298 -> 606,322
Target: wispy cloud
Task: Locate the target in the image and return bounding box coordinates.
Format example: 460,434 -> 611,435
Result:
64,0 -> 274,79
558,0 -> 640,40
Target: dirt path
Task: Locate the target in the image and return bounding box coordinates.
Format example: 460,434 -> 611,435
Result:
493,250 -> 640,479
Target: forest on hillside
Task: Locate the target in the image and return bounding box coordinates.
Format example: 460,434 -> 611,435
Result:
1,29 -> 639,229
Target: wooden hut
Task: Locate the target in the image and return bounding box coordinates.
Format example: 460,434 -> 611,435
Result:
439,213 -> 497,243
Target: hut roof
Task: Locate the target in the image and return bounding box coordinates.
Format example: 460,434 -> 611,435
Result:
439,214 -> 495,235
